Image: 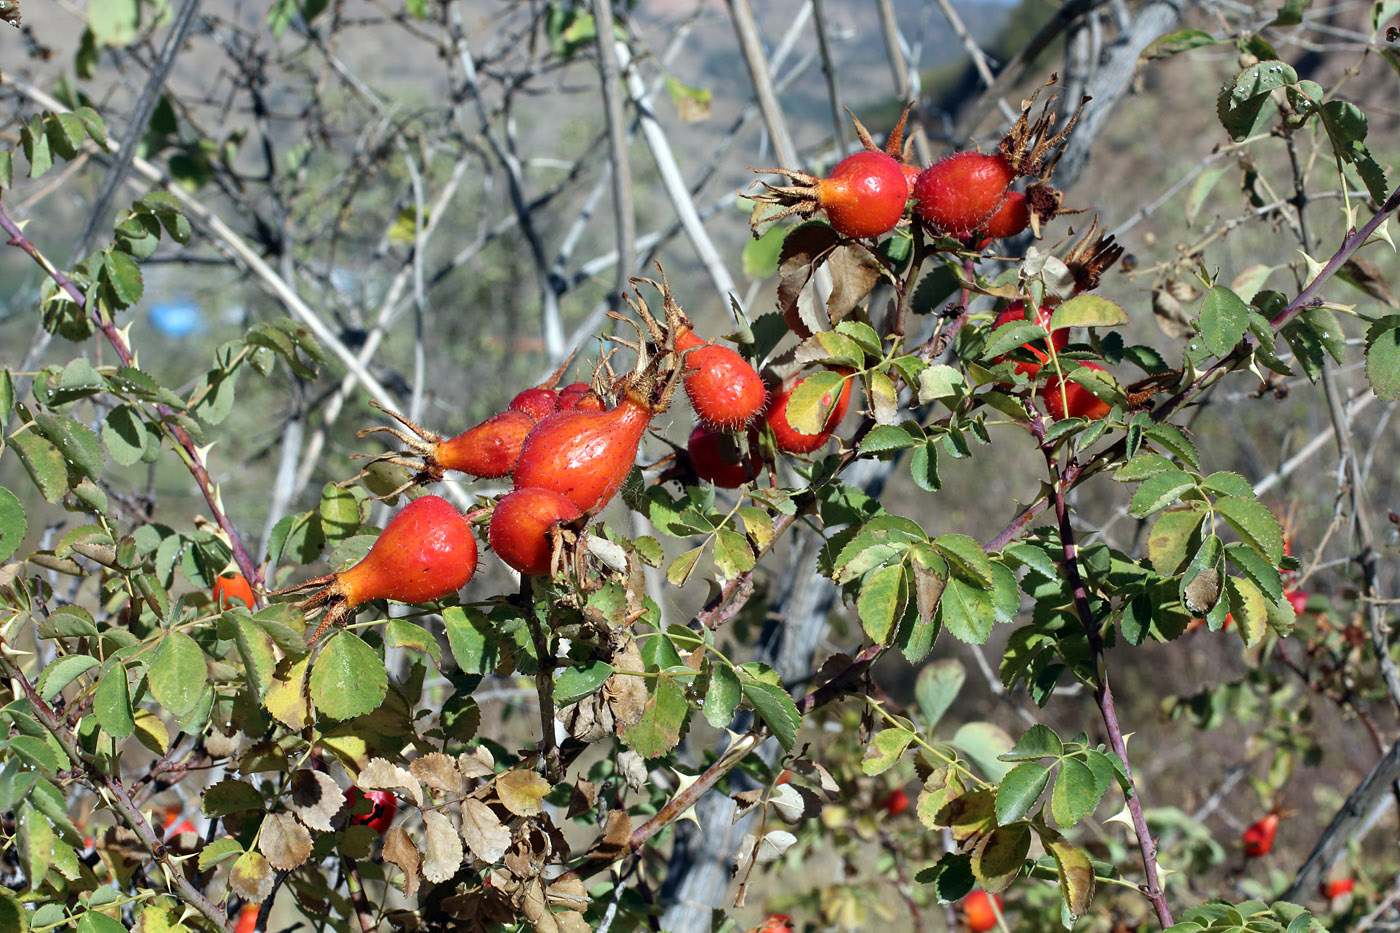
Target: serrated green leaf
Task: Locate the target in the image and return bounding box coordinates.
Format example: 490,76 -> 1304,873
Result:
1050,758 -> 1100,828
10,431 -> 70,503
939,576 -> 995,644
982,323 -> 1049,361
198,836 -> 243,870
1214,495 -> 1285,564
102,249 -> 143,308
1200,286 -> 1250,355
917,364 -> 966,404
1129,469 -> 1196,518
310,631 -> 387,720
94,664 -> 135,738
442,607 -> 498,675
973,823 -> 1032,892
743,680 -> 800,750
785,370 -> 845,434
149,632 -> 207,717
933,534 -> 992,587
1365,317 -> 1400,401
951,723 -> 1014,782
1044,833 -> 1096,917
995,762 -> 1050,824
101,404 -> 147,467
620,677 -> 688,758
34,413 -> 104,483
1148,506 -> 1205,575
859,563 -> 906,644
1227,575 -> 1270,647
862,727 -> 915,775
1225,543 -> 1284,603
36,654 -> 98,701
0,486 -> 25,562
553,661 -> 614,705
1114,453 -> 1176,482
1048,294 -> 1128,329
1001,724 -> 1064,761
703,660 -> 741,729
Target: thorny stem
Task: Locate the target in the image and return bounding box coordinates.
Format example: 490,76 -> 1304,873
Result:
0,202 -> 263,595
0,639 -> 235,933
1036,419 -> 1173,929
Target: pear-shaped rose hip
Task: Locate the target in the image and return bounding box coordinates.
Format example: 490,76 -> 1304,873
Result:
274,495 -> 477,642
765,370 -> 853,454
513,392 -> 657,514
434,410 -> 537,479
489,487 -> 583,576
676,325 -> 766,429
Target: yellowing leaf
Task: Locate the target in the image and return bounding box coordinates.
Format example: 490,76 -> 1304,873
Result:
496,770 -> 551,818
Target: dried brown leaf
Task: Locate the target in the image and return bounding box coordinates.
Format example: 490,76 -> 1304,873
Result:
602,636 -> 647,728
458,746 -> 495,779
461,798 -> 512,864
421,810 -> 464,884
359,757 -> 424,807
258,812 -> 312,871
825,245 -> 882,323
381,826 -> 421,898
410,752 -> 465,795
616,750 -> 647,792
229,850 -> 274,902
286,769 -> 343,832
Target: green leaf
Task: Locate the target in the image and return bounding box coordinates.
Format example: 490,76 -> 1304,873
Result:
201,778 -> 265,818
19,806 -> 54,890
1001,724 -> 1064,761
10,431 -> 69,503
34,413 -> 104,483
37,607 -> 98,639
1114,453 -> 1177,482
1144,423 -> 1200,469
939,576 -> 995,645
703,661 -> 742,729
973,823 -> 1032,891
917,364 -> 966,404
1269,0 -> 1306,26
915,659 -> 965,732
910,442 -> 941,491
743,217 -> 787,280
1129,469 -> 1197,518
382,619 -> 441,668
620,677 -> 688,758
198,836 -> 244,870
667,547 -> 704,587
21,115 -> 52,178
933,534 -> 993,587
37,654 -> 99,701
102,249 -> 143,308
1364,315 -> 1400,401
995,762 -> 1051,824
914,851 -> 976,902
1214,495 -> 1285,564
553,661 -> 614,705
862,727 -> 914,775
784,370 -> 844,434
0,890 -> 26,933
1200,286 -> 1250,355
94,665 -> 135,738
88,0 -> 139,45
981,323 -> 1049,362
100,404 -> 148,467
310,631 -> 388,720
858,563 -> 906,644
318,483 -> 362,547
149,632 -> 208,717
860,423 -> 924,455
743,680 -> 801,750
1148,505 -> 1205,574
1186,165 -> 1230,224
1225,543 -> 1284,603
0,486 -> 25,562
1048,294 -> 1128,330
1050,758 -> 1100,828
442,607 -> 498,675
0,150 -> 11,190
1145,28 -> 1218,59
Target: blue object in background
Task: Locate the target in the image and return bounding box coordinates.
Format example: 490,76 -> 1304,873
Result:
148,300 -> 204,338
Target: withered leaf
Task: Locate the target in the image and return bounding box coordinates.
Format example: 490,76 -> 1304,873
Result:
286,769 -> 343,832
734,829 -> 797,877
381,826 -> 421,898
421,810 -> 464,884
565,779 -> 597,820
546,876 -> 590,912
496,770 -> 551,818
777,224 -> 842,338
1152,280 -> 1196,339
1184,568 -> 1221,614
257,812 -> 312,871
585,810 -> 632,862
616,749 -> 647,792
1340,256 -> 1398,307
263,656 -> 311,730
458,746 -> 495,779
410,752 -> 465,795
602,636 -> 647,728
358,757 -> 424,807
461,798 -> 512,864
229,850 -> 274,902
825,244 -> 883,324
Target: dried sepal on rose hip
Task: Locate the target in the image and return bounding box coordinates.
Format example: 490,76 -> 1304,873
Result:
748,106 -> 916,241
271,494 -> 478,643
